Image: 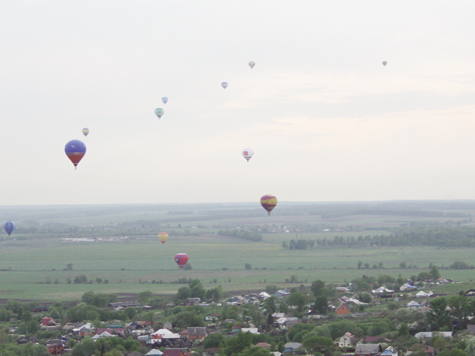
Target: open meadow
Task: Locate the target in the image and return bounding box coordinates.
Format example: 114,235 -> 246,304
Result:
1,202 -> 475,301
1,201 -> 475,301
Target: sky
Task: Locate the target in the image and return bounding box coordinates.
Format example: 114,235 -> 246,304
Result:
1,0 -> 475,205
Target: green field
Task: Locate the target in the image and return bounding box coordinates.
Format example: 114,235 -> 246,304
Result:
1,202 -> 475,301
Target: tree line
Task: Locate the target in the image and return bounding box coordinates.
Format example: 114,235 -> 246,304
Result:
218,229 -> 262,241
281,226 -> 475,249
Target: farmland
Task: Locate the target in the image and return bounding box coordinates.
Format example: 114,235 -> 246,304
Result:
1,201 -> 475,301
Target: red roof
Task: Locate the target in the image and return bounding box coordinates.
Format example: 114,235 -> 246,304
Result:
163,350 -> 186,356
255,342 -> 271,349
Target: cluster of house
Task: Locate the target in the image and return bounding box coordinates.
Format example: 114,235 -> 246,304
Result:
333,330 -> 458,356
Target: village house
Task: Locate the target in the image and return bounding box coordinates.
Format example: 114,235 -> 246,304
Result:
336,303 -> 350,316
146,350 -> 164,356
186,298 -> 201,306
255,342 -> 271,349
284,342 -> 302,353
355,344 -> 382,356
415,332 -> 452,339
185,327 -> 207,342
337,332 -> 354,347
381,346 -> 398,356
45,339 -> 65,355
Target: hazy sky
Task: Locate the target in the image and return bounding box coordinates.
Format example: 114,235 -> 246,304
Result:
1,1 -> 475,205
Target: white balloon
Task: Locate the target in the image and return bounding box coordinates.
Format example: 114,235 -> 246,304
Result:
242,148 -> 254,162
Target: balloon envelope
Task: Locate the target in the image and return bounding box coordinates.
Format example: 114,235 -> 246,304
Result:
158,232 -> 169,244
382,61 -> 387,66
65,140 -> 86,168
82,128 -> 90,137
248,61 -> 255,69
260,194 -> 278,216
242,148 -> 254,162
221,82 -> 228,89
154,108 -> 164,119
162,97 -> 168,104
3,221 -> 15,236
175,253 -> 189,269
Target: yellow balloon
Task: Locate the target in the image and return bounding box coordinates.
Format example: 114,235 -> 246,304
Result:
158,232 -> 169,244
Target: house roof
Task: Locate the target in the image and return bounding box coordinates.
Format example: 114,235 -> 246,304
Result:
255,342 -> 271,349
364,336 -> 379,343
187,327 -> 207,335
146,350 -> 164,356
162,349 -> 190,356
355,344 -> 382,354
242,328 -> 259,334
284,342 -> 302,349
415,332 -> 452,339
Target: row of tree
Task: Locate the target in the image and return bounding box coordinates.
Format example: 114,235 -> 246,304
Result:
218,229 -> 262,241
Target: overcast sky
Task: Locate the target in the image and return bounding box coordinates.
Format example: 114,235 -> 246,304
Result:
1,1 -> 475,205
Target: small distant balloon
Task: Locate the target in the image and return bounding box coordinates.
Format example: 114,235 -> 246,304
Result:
65,140 -> 86,169
382,61 -> 388,66
242,148 -> 254,162
162,97 -> 168,104
154,108 -> 164,119
82,128 -> 90,137
3,221 -> 15,236
260,194 -> 278,216
158,232 -> 169,244
175,253 -> 189,269
221,82 -> 228,89
248,61 -> 255,69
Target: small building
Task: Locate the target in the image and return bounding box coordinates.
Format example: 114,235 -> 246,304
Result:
336,303 -> 350,316
242,328 -> 259,334
284,342 -> 302,353
381,346 -> 398,356
255,342 -> 271,349
355,344 -> 382,356
337,332 -> 354,347
186,298 -> 201,306
45,339 -> 64,356
186,327 -> 207,341
415,332 -> 452,339
406,301 -> 421,308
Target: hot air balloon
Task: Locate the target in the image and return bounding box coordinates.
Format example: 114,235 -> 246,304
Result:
248,61 -> 255,69
82,128 -> 90,137
382,61 -> 387,66
162,97 -> 168,104
3,221 -> 15,236
158,232 -> 169,244
154,108 -> 164,119
242,148 -> 254,162
221,82 -> 228,89
65,140 -> 86,169
260,195 -> 277,216
175,253 -> 189,269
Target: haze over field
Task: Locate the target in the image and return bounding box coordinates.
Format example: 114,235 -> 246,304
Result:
1,1 -> 475,205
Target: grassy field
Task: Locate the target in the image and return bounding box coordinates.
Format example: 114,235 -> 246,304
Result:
1,232 -> 474,301
1,202 -> 475,301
